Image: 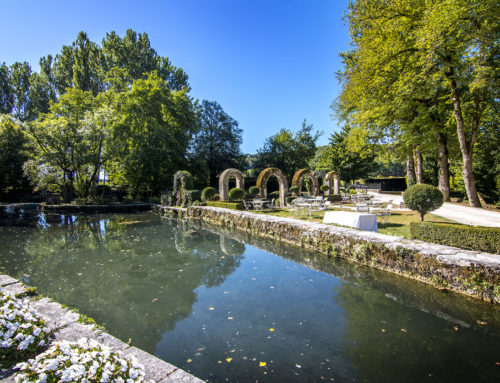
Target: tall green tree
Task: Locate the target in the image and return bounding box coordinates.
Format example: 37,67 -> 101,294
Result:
254,120 -> 321,179
109,72 -> 197,196
191,100 -> 242,186
0,63 -> 13,114
316,127 -> 377,183
10,62 -> 32,121
0,115 -> 31,198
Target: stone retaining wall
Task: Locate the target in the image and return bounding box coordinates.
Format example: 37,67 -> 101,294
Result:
0,274 -> 203,383
174,206 -> 500,303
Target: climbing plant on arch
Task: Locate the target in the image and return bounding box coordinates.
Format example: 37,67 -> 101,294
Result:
324,171 -> 340,195
219,168 -> 245,201
256,168 -> 288,207
173,171 -> 193,206
291,168 -> 319,197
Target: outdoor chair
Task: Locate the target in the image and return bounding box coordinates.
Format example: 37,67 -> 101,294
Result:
377,204 -> 393,223
242,200 -> 252,211
268,198 -> 277,210
356,204 -> 370,213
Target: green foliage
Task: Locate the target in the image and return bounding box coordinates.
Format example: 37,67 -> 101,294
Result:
410,222 -> 500,254
206,201 -> 244,210
182,189 -> 201,207
228,187 -> 245,201
326,194 -> 342,202
254,120 -> 321,177
201,187 -> 217,201
289,186 -> 299,195
320,184 -> 329,194
160,191 -> 174,206
269,191 -> 280,198
0,115 -> 31,197
248,186 -> 260,197
404,184 -> 444,221
285,196 -> 296,205
122,195 -> 134,204
191,100 -> 243,186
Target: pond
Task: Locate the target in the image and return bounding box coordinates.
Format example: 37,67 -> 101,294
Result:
0,213 -> 498,382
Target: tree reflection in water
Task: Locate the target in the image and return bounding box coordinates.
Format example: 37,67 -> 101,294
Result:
0,214 -> 244,353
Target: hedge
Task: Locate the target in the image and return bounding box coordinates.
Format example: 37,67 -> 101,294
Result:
207,201 -> 244,210
409,222 -> 500,254
326,194 -> 342,202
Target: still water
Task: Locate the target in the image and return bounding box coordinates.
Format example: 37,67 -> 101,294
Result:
0,213 -> 498,382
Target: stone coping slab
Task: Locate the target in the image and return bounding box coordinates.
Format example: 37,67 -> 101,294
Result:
0,278 -> 204,382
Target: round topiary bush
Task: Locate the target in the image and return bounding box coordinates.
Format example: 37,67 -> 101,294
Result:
285,196 -> 295,205
201,187 -> 217,201
248,186 -> 260,197
289,186 -> 299,195
403,183 -> 444,221
228,187 -> 245,201
269,190 -> 280,198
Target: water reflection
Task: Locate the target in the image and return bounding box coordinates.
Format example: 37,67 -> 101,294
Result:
0,214 -> 244,353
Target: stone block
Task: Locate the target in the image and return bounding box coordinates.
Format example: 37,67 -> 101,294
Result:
159,368 -> 205,383
52,322 -> 98,343
95,332 -> 129,352
29,298 -> 79,329
1,282 -> 27,297
0,274 -> 18,287
123,346 -> 177,382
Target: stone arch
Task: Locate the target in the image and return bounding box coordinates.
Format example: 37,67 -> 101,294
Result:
256,168 -> 288,208
291,168 -> 319,196
219,168 -> 245,201
325,171 -> 340,195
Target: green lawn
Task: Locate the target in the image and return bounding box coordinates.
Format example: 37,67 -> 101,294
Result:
253,206 -> 459,238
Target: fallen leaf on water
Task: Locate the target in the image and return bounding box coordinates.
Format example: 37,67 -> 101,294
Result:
187,359 -> 192,363
476,320 -> 487,326
228,317 -> 234,320
296,364 -> 302,368
401,329 -> 407,333
269,328 -> 275,332
152,298 -> 158,303
453,326 -> 459,331
209,307 -> 215,311
380,329 -> 387,333
226,358 -> 232,363
217,360 -> 222,364
259,362 -> 267,367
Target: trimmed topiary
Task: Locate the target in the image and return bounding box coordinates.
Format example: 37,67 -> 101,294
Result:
269,190 -> 280,198
289,186 -> 299,196
248,186 -> 260,197
403,184 -> 444,221
228,187 -> 245,201
320,184 -> 329,195
201,187 -> 217,201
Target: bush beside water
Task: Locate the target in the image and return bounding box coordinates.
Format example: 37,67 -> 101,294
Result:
410,222 -> 500,254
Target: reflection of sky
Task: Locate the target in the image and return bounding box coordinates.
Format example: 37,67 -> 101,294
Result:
155,245 -> 353,382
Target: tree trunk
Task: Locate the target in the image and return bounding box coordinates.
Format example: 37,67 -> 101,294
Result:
406,152 -> 416,188
444,62 -> 481,207
436,132 -> 451,201
414,148 -> 424,184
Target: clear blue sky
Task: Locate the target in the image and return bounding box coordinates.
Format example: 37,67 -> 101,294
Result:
0,0 -> 350,154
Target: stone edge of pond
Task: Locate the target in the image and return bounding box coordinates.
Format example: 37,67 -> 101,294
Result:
42,203 -> 152,213
155,205 -> 500,303
0,274 -> 204,383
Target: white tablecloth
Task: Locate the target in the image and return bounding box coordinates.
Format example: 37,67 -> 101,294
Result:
322,211 -> 378,232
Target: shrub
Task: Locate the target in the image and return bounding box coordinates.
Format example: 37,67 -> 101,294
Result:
285,196 -> 296,205
201,187 -> 217,201
182,190 -> 201,206
409,222 -> 500,254
0,290 -> 53,368
160,191 -> 174,205
213,194 -> 220,200
206,201 -> 244,210
326,194 -> 342,202
228,188 -> 245,201
122,195 -> 134,204
248,186 -> 260,197
148,196 -> 160,204
15,338 -> 146,382
289,186 -> 299,195
72,198 -> 86,205
404,184 -> 444,221
320,184 -> 329,195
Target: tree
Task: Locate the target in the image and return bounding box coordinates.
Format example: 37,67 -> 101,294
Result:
191,100 -> 242,187
254,120 -> 321,179
0,63 -> 13,114
0,115 -> 31,198
26,88 -> 97,202
316,126 -> 377,183
403,184 -> 444,221
109,72 -> 197,196
10,62 -> 31,121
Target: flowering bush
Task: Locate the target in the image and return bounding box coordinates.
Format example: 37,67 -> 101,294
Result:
16,338 -> 148,382
0,290 -> 52,368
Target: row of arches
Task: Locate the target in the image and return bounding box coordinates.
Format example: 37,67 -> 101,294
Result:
218,167 -> 340,208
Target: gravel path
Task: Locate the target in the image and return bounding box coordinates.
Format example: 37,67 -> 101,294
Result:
368,192 -> 500,227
